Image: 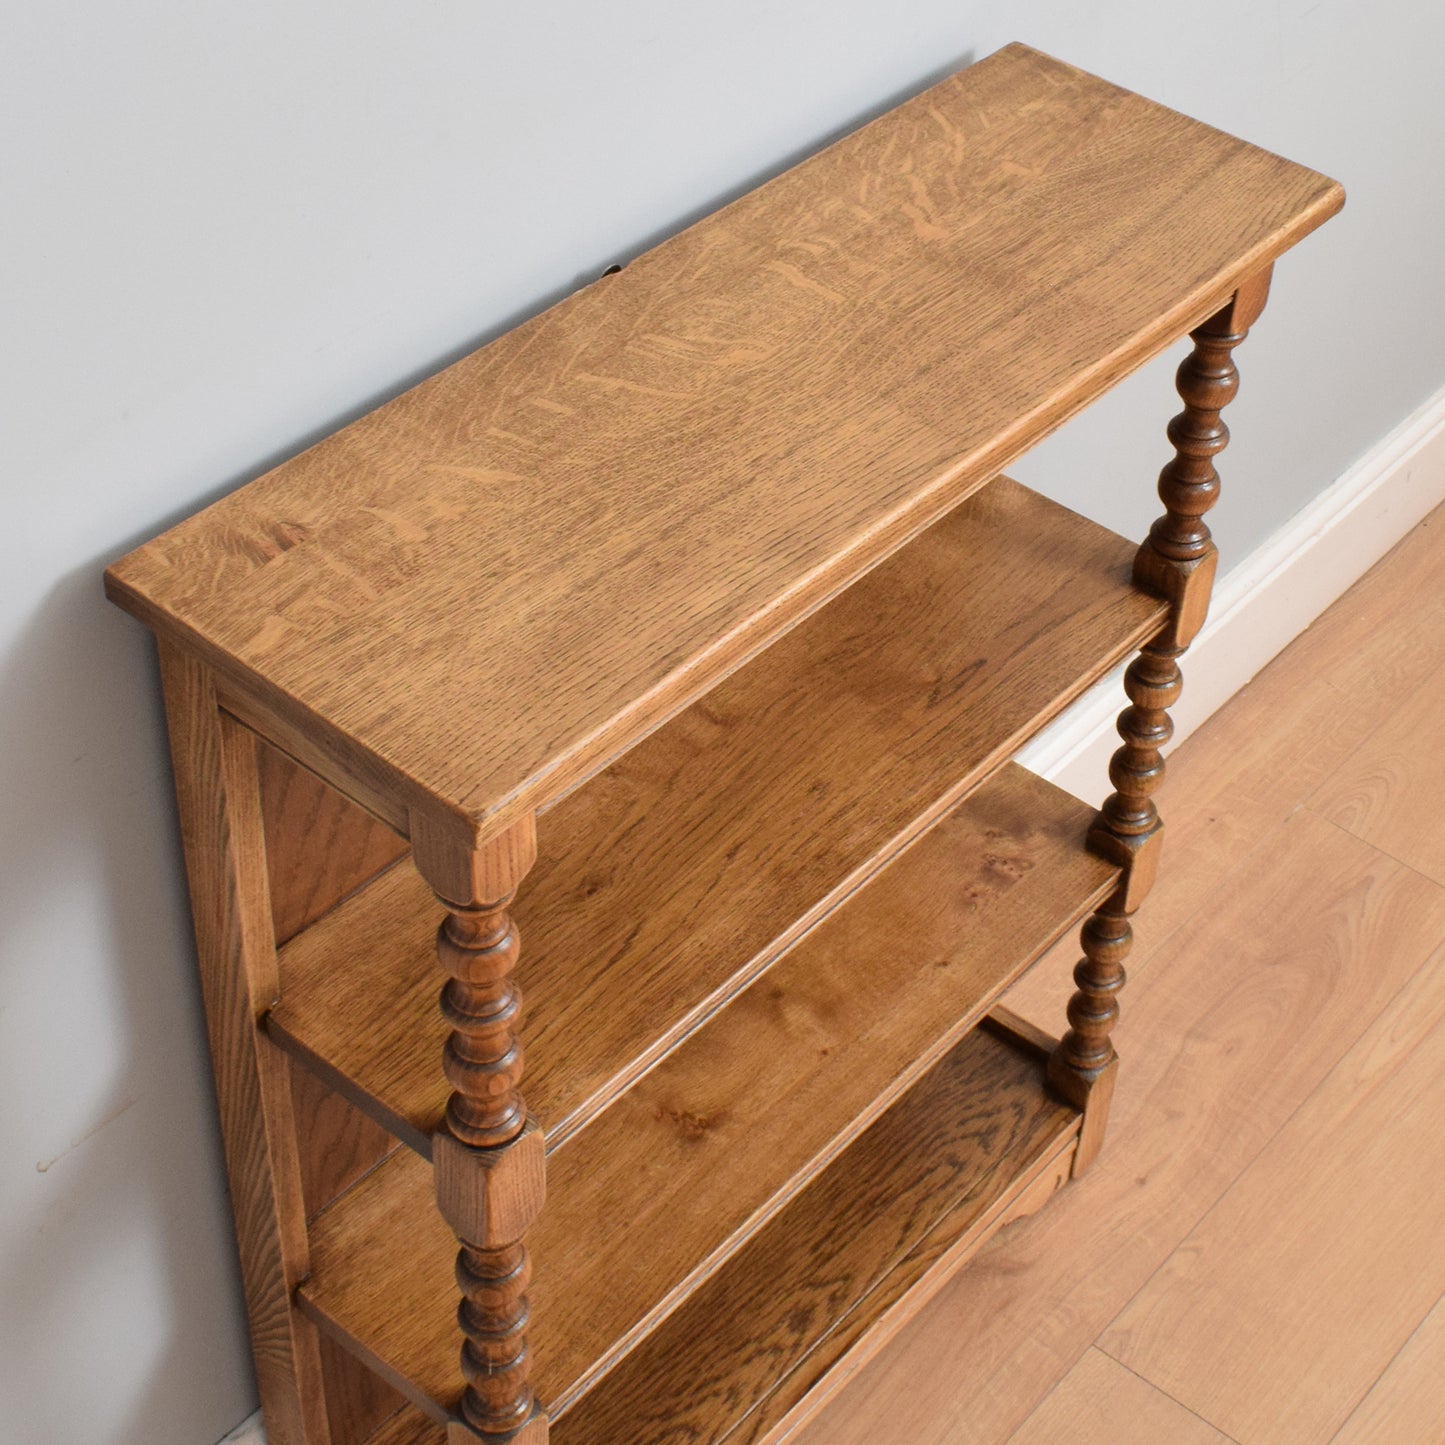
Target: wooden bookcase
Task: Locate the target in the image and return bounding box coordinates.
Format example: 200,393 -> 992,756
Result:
105,43 -> 1342,1445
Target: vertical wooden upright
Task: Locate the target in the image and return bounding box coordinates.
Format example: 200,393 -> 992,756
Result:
1051,269 -> 1273,1170
157,642 -> 333,1445
411,816 -> 549,1445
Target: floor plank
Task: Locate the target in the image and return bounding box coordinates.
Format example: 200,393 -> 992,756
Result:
1006,1348 -> 1231,1445
1332,1293 -> 1445,1444
1100,939 -> 1445,1442
794,810 -> 1445,1445
1308,654 -> 1445,887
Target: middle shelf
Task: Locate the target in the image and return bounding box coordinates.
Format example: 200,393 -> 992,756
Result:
295,759 -> 1116,1420
266,475 -> 1166,1158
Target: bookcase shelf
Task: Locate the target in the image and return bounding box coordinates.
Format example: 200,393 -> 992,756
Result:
295,761 -> 1114,1421
265,477 -> 1161,1158
304,1013 -> 1080,1441
105,39 -> 1340,1445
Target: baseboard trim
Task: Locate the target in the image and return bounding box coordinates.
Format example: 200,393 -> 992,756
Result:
218,1411 -> 265,1445
1019,385 -> 1445,806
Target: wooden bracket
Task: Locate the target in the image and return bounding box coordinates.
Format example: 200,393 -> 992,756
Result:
1071,1054 -> 1119,1177
1087,816 -> 1164,915
1133,541 -> 1218,650
1226,263 -> 1274,330
434,1120 -> 547,1248
411,810 -> 538,911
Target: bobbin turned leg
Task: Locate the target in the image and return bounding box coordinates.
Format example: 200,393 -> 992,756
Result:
1050,269 -> 1272,1173
409,813 -> 549,1445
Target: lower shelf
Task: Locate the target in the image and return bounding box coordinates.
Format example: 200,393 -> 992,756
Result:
364,1407 -> 445,1445
299,1014 -> 1081,1443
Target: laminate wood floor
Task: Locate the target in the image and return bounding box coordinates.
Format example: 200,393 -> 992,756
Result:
794,500 -> 1445,1445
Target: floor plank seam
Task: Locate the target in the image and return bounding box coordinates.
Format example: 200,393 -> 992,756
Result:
1090,1346 -> 1245,1445
1130,784 -> 1312,965
1296,804 -> 1445,894
993,1342 -> 1087,1445
1323,1286 -> 1445,1444
1069,835 -> 1445,1434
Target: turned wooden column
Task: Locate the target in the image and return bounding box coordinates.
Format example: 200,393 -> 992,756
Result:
1051,268 -> 1272,1171
410,812 -> 549,1445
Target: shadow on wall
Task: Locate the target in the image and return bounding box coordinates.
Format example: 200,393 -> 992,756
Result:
0,560 -> 255,1445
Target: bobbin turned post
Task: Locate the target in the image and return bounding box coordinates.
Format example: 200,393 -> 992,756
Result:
1051,268 -> 1272,1172
410,810 -> 549,1445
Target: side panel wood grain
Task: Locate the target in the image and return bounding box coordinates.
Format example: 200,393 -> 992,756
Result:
157,640 -> 332,1445
256,740 -> 407,946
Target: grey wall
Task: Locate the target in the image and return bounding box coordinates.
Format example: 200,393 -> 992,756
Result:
1,5 -> 1437,1443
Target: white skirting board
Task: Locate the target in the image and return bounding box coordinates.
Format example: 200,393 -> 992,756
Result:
211,390 -> 1445,1445
217,1415 -> 265,1445
1019,383 -> 1445,807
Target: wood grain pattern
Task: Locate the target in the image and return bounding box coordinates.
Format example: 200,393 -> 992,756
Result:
289,1064 -> 398,1222
294,763 -> 1108,1418
105,43 -> 1341,845
1006,1349 -> 1229,1445
1334,1294 -> 1445,1445
267,478 -> 1164,1155
793,809 -> 1445,1445
720,1124 -> 1080,1445
108,45 -> 1350,1443
1308,654 -> 1445,888
531,767 -> 1110,1410
156,642 -> 331,1445
1099,937 -> 1445,1442
365,1407 -> 446,1445
317,1332 -> 410,1445
551,1026 -> 1077,1445
256,739 -> 407,945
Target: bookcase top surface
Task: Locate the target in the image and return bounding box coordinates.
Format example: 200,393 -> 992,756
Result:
107,42 -> 1342,838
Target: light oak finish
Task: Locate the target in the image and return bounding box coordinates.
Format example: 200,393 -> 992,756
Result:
256,738 -> 407,945
296,767 -> 1114,1419
104,43 -> 1341,852
103,39 -> 1345,1445
1008,1349 -> 1230,1445
289,1067 -> 398,1223
157,643 -> 332,1445
1308,653 -> 1445,887
1333,1294 -> 1445,1445
266,480 -> 1164,1156
315,1332 -> 409,1445
1100,938 -> 1445,1441
298,1022 -> 1080,1438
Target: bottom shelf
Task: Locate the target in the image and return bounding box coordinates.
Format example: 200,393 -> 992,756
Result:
554,1015 -> 1078,1445
364,1407 -> 445,1445
304,1016 -> 1080,1445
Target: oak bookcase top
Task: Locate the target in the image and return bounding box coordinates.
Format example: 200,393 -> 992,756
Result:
106,42 -> 1342,842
